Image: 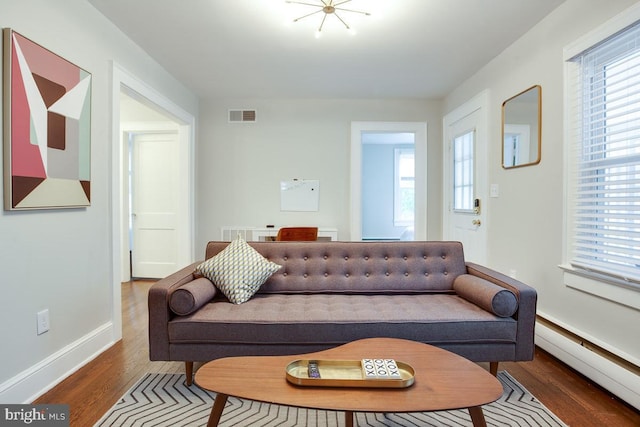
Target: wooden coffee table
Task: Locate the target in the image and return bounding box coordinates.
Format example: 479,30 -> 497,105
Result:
194,338 -> 503,427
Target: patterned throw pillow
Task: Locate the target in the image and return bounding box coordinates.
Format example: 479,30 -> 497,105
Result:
195,236 -> 282,304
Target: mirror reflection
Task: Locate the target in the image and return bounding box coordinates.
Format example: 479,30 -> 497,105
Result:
502,85 -> 541,168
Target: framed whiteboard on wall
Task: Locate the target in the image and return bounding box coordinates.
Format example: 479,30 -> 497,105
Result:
280,180 -> 319,211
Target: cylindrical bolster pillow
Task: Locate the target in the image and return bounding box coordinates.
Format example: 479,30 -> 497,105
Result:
169,277 -> 217,316
453,274 -> 518,317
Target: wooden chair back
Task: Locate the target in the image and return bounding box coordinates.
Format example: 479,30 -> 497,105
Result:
276,227 -> 318,241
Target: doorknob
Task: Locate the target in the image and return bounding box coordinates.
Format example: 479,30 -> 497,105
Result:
472,219 -> 481,226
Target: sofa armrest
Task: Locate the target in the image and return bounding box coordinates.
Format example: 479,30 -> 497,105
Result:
465,262 -> 538,361
148,261 -> 202,361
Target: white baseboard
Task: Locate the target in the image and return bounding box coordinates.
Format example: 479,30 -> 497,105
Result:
535,321 -> 640,410
0,322 -> 115,404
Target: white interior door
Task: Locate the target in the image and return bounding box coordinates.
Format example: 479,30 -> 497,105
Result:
443,92 -> 488,264
131,131 -> 180,278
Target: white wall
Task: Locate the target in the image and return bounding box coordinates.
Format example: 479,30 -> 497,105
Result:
196,98 -> 442,251
0,0 -> 198,402
444,0 -> 639,379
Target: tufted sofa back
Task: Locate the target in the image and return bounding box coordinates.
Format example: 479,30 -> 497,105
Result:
204,241 -> 468,294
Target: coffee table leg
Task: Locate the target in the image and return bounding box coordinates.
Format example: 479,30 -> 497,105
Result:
468,406 -> 487,427
344,410 -> 354,427
207,393 -> 228,427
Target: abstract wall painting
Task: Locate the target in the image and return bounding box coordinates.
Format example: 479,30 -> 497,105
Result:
3,28 -> 91,210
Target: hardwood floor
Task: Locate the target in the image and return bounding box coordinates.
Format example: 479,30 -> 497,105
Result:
34,280 -> 640,426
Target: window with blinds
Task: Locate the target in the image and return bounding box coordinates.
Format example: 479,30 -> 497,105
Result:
566,21 -> 640,285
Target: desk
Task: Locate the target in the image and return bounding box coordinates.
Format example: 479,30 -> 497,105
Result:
221,226 -> 338,241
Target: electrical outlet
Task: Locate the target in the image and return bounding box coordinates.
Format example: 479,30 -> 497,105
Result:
37,309 -> 50,335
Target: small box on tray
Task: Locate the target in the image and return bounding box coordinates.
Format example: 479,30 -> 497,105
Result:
361,359 -> 402,380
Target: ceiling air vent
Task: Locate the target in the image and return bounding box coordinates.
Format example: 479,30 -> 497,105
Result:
228,109 -> 257,123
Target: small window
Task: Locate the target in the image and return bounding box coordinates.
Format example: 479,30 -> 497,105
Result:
394,148 -> 415,226
453,130 -> 475,212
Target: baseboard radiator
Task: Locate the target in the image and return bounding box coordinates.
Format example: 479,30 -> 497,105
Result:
535,314 -> 640,410
220,227 -> 254,241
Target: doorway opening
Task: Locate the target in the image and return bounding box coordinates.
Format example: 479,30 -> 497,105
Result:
110,63 -> 196,341
361,132 -> 415,240
121,94 -> 183,279
350,122 -> 427,241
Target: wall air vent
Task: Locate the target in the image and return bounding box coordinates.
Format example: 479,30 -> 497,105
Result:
228,109 -> 257,123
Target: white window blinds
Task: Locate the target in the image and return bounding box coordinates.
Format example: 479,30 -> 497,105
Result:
567,21 -> 640,284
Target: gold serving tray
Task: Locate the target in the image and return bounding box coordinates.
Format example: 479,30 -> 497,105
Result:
285,359 -> 415,388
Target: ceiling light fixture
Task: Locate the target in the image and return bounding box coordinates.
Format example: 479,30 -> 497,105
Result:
286,0 -> 370,37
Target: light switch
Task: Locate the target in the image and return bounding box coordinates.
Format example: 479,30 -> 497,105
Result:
37,309 -> 50,335
490,184 -> 499,198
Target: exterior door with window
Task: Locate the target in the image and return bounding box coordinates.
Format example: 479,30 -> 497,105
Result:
443,93 -> 488,264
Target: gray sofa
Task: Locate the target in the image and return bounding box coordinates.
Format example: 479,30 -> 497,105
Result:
149,241 -> 537,385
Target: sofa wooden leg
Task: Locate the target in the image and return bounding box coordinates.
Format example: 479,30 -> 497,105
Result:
489,362 -> 498,376
186,361 -> 194,386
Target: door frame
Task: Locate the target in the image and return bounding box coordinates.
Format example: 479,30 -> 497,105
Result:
350,121 -> 428,241
110,62 -> 195,341
442,90 -> 489,264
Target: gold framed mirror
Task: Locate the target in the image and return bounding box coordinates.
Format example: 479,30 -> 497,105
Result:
502,85 -> 541,168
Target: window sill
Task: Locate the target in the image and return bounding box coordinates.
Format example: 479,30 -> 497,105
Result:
560,264 -> 640,311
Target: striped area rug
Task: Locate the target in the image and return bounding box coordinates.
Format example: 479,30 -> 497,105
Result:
95,372 -> 567,426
